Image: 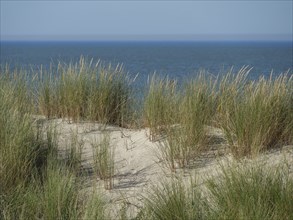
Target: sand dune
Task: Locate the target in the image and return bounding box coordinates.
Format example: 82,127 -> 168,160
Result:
39,117 -> 293,218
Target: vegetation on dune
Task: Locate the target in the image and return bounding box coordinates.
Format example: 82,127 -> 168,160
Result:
144,74 -> 179,141
0,60 -> 292,219
145,66 -> 292,170
0,72 -> 107,219
139,162 -> 293,220
92,132 -> 115,190
216,67 -> 293,158
140,178 -> 206,220
206,162 -> 293,220
0,74 -> 43,195
37,58 -> 133,127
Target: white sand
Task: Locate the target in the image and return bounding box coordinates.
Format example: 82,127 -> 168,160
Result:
38,117 -> 293,219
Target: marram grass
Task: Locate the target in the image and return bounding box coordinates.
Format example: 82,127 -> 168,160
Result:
0,74 -> 44,194
0,70 -> 107,219
92,132 -> 115,190
154,72 -> 218,170
216,69 -> 293,158
37,58 -> 133,127
206,162 -> 293,220
144,74 -> 179,141
140,178 -> 206,220
139,161 -> 293,220
3,61 -> 292,161
1,62 -> 293,219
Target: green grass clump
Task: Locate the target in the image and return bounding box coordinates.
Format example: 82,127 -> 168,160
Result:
83,190 -> 106,220
144,75 -> 179,141
0,70 -> 107,219
151,68 -> 292,169
217,68 -> 293,158
158,72 -> 218,170
0,72 -> 59,218
38,58 -> 133,127
180,73 -> 217,146
141,178 -> 206,220
1,158 -> 107,220
0,74 -> 46,195
87,63 -> 132,126
92,133 -> 115,190
139,161 -> 293,220
41,161 -> 81,219
207,162 -> 293,220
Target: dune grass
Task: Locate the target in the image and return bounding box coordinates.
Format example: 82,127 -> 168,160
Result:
62,128 -> 85,174
92,133 -> 115,190
217,68 -> 293,158
1,157 -> 107,220
4,61 -> 291,161
140,177 -> 206,220
147,67 -> 292,169
207,162 -> 293,220
0,73 -> 44,195
83,189 -> 106,220
1,62 -> 292,219
37,58 -> 133,127
144,74 -> 179,141
154,73 -> 218,170
139,161 -> 293,220
0,72 -> 107,219
41,161 -> 81,219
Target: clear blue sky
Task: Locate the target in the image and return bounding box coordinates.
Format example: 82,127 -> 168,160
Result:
1,1 -> 292,41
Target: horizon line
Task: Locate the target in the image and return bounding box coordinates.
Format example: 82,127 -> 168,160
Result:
1,39 -> 292,44
1,34 -> 292,42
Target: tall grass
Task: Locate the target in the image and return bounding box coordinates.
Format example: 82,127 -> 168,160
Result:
1,63 -> 292,219
0,70 -> 107,219
0,72 -> 55,218
217,68 -> 293,158
63,128 -> 85,174
180,73 -> 217,147
139,161 -> 293,220
0,73 -> 45,194
141,178 -> 206,220
41,161 -> 81,219
38,58 -> 133,126
1,157 -> 107,220
156,73 -> 218,170
3,63 -> 292,162
92,133 -> 115,190
144,75 -> 179,141
83,190 -> 106,220
148,68 -> 292,169
207,162 -> 293,220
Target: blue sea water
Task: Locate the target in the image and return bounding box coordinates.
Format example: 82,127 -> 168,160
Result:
1,41 -> 292,85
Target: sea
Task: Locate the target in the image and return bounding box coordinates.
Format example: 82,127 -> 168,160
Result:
1,41 -> 292,86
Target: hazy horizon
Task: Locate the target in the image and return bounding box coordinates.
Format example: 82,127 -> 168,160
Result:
1,34 -> 292,43
1,1 -> 292,42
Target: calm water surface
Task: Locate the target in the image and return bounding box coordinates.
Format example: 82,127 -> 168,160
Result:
1,41 -> 292,84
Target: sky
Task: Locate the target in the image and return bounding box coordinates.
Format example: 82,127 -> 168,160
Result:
1,1 -> 292,41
